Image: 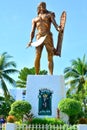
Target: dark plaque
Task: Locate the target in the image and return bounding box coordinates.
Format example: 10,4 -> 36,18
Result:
38,88 -> 53,115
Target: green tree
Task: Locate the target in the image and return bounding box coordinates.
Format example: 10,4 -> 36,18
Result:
64,55 -> 87,97
16,67 -> 48,88
0,52 -> 18,97
9,100 -> 31,121
58,98 -> 82,124
58,98 -> 81,116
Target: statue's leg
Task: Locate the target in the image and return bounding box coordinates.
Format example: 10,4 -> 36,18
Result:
34,45 -> 43,74
45,33 -> 54,75
47,53 -> 54,75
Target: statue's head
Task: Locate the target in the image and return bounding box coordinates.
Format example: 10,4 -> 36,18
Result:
37,2 -> 46,15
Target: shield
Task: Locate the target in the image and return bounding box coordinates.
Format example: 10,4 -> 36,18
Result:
55,11 -> 66,57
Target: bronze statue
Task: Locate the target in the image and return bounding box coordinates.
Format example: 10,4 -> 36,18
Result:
27,2 -> 66,75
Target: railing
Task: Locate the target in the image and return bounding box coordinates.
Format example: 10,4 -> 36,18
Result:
16,124 -> 77,130
0,124 -> 78,130
2,123 -> 87,130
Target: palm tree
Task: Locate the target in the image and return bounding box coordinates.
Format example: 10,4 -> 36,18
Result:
64,55 -> 87,96
0,52 -> 18,97
16,67 -> 48,88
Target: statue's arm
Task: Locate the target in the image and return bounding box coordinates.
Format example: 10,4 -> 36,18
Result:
51,12 -> 61,31
30,19 -> 36,42
26,19 -> 36,48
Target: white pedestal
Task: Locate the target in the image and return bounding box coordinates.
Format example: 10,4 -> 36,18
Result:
6,123 -> 16,130
77,124 -> 87,130
26,75 -> 65,118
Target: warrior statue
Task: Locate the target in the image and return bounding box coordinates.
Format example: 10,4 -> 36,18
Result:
27,2 -> 66,75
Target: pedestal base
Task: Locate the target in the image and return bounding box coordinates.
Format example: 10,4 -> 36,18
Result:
6,123 -> 16,130
26,75 -> 65,118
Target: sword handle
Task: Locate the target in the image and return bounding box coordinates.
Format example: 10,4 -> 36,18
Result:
26,42 -> 32,48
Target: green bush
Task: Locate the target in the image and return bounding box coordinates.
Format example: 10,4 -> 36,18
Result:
58,98 -> 81,116
9,100 -> 32,121
25,118 -> 64,125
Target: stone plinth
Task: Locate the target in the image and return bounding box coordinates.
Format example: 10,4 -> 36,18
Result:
26,75 -> 65,118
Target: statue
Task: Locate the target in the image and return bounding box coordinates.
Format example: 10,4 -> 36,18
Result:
27,2 -> 66,75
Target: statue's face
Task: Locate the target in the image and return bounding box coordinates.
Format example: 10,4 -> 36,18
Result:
38,3 -> 46,14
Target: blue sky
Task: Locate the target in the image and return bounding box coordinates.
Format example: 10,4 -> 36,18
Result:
0,0 -> 87,80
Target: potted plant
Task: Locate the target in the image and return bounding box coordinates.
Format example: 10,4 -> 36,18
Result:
7,115 -> 16,123
6,115 -> 16,130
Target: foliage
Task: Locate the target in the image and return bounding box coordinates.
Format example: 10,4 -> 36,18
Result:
0,95 -> 15,118
69,111 -> 84,125
64,55 -> 87,97
23,112 -> 35,121
25,118 -> 64,125
0,52 -> 19,97
7,115 -> 16,123
16,67 -> 48,88
58,98 -> 82,116
9,100 -> 32,121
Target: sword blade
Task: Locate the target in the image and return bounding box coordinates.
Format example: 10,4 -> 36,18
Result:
31,35 -> 46,47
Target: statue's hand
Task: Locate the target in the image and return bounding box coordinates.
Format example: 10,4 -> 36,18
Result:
57,26 -> 63,33
57,26 -> 61,31
26,42 -> 32,48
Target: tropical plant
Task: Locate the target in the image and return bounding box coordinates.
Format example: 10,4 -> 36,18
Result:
9,100 -> 32,121
64,55 -> 87,97
0,52 -> 18,97
58,98 -> 82,124
58,98 -> 81,116
16,67 -> 48,88
0,95 -> 15,118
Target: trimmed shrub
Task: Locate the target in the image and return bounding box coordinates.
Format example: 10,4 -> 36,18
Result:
9,100 -> 31,121
58,98 -> 81,116
25,118 -> 64,125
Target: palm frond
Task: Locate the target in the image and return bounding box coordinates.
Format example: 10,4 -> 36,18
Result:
2,52 -> 13,59
65,78 -> 79,87
64,55 -> 87,96
66,85 -> 76,96
4,61 -> 17,68
1,73 -> 16,86
64,67 -> 79,79
3,69 -> 19,74
0,52 -> 18,97
1,78 -> 10,96
16,80 -> 26,88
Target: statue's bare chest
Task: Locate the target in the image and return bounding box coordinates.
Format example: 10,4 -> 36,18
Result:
36,14 -> 51,23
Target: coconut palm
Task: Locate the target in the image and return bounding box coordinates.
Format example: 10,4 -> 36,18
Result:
64,55 -> 87,96
0,52 -> 18,97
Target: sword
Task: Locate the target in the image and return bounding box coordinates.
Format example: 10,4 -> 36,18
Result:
26,35 -> 46,48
